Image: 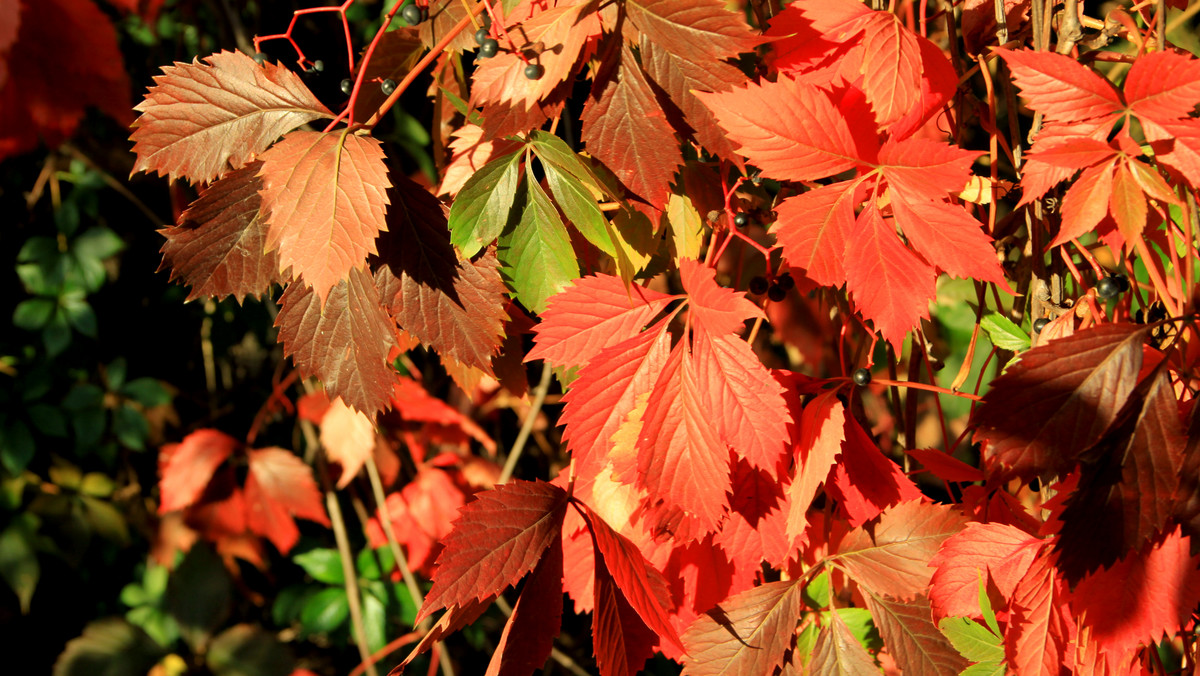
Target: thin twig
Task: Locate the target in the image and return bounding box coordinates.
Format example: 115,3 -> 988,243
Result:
499,365 -> 553,484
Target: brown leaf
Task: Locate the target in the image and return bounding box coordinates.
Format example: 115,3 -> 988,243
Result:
276,268 -> 398,417
131,51 -> 332,184
972,323 -> 1148,481
160,161 -> 284,303
260,130 -> 391,305
373,176 -> 508,375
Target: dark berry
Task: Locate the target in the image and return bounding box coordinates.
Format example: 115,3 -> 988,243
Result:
524,63 -> 544,80
402,3 -> 424,24
474,26 -> 490,45
776,273 -> 794,291
381,78 -> 397,96
478,38 -> 499,58
749,276 -> 769,295
1111,273 -> 1131,292
340,78 -> 354,95
1033,317 -> 1050,333
852,368 -> 871,386
1096,276 -> 1120,300
767,283 -> 787,302
733,213 -> 749,228
310,59 -> 324,72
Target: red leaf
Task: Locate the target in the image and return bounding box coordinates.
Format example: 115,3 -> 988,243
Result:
809,608 -> 879,675
1007,549 -> 1075,676
158,429 -> 239,514
906,449 -> 985,485
696,74 -> 864,181
786,391 -> 844,542
244,447 -> 330,554
585,503 -> 685,654
418,479 -> 569,622
592,551 -> 658,676
160,161 -> 283,303
864,592 -> 967,675
834,500 -> 968,600
636,343 -> 730,540
999,49 -> 1124,124
373,177 -> 507,375
275,268 -> 398,417
772,182 -> 855,287
889,196 -> 1007,285
928,522 -> 1042,622
485,535 -> 563,676
679,258 -> 763,336
527,274 -> 677,370
470,3 -> 598,113
843,205 -> 937,350
131,51 -> 331,183
971,323 -> 1147,481
639,38 -> 749,170
1051,158 -> 1117,248
559,325 -> 672,480
680,579 -> 803,676
626,0 -> 762,62
1124,51 -> 1200,124
858,12 -> 922,129
691,327 -> 790,478
0,0 -> 131,161
582,42 -> 682,210
259,131 -> 391,304
319,399 -> 376,489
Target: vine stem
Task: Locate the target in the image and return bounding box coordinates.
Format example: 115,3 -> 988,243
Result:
499,365 -> 553,484
363,2 -> 487,129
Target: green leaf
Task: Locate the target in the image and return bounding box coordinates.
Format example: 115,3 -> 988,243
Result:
448,150 -> 523,257
168,543 -> 233,651
938,616 -> 1003,663
498,179 -> 579,314
207,624 -> 294,676
0,514 -> 40,613
120,378 -> 171,407
544,163 -> 614,254
980,312 -> 1030,352
294,548 -> 346,585
13,298 -> 56,330
299,587 -> 350,635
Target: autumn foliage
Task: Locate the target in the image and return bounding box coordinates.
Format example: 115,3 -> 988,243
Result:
19,0 -> 1200,673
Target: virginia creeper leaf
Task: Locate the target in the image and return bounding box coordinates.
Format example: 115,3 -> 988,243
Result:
160,161 -> 283,303
582,42 -> 682,210
527,274 -> 676,370
971,323 -> 1147,481
244,447 -> 330,554
691,326 -> 790,478
275,268 -> 398,417
834,500 -> 968,601
864,592 -> 967,676
680,579 -> 803,676
697,75 -> 864,181
131,50 -> 333,183
485,535 -> 563,676
158,429 -> 238,514
636,343 -> 730,540
259,131 -> 391,305
448,150 -> 523,258
373,176 -> 508,374
559,326 -> 672,480
418,479 -> 569,622
998,49 -> 1123,125
497,178 -> 580,315
772,182 -> 856,287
